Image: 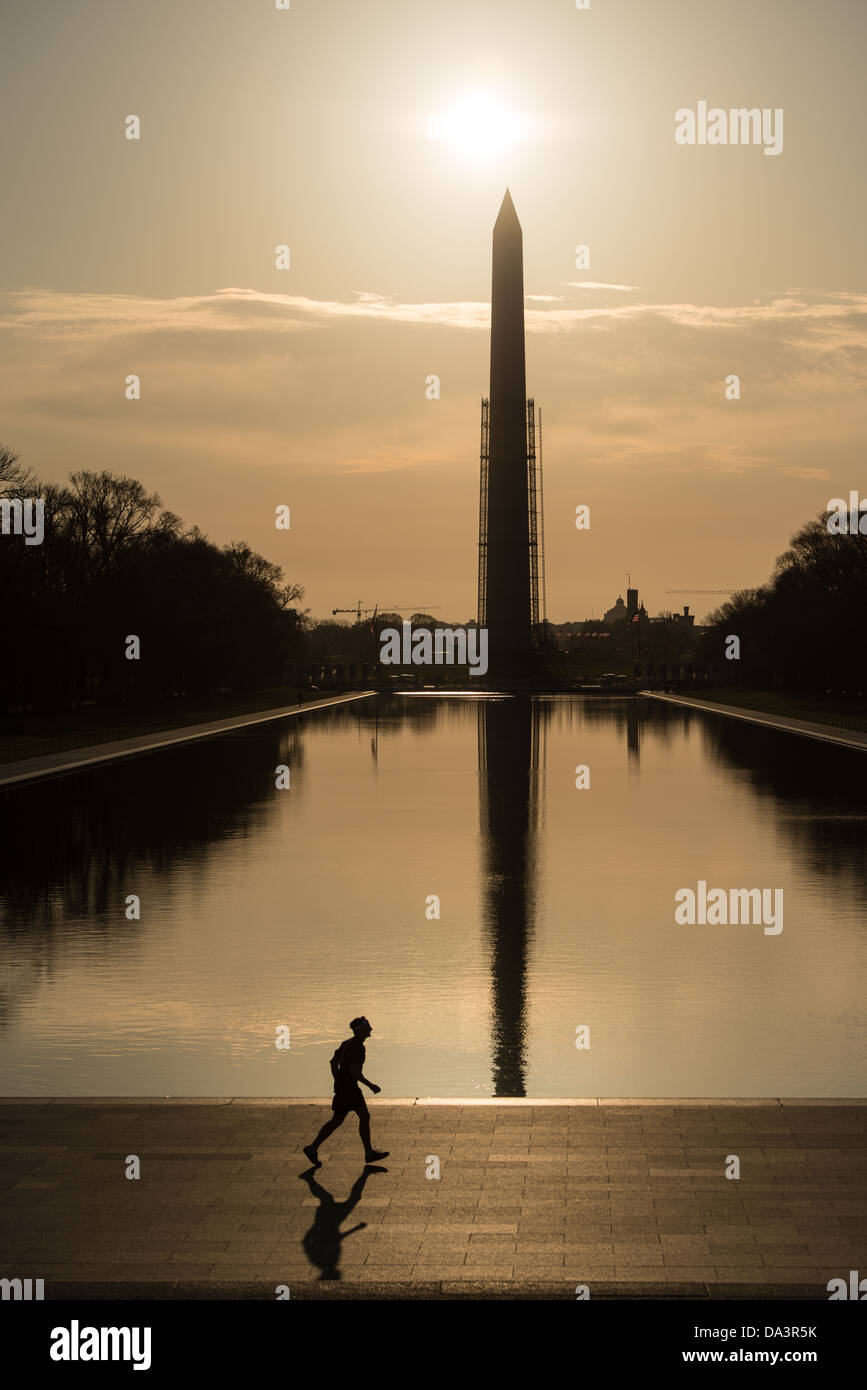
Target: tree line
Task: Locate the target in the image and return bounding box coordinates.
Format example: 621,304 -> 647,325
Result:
0,448 -> 305,712
701,510 -> 867,692
3,444 -> 861,710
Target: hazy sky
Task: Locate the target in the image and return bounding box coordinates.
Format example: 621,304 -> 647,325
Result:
1,0 -> 865,621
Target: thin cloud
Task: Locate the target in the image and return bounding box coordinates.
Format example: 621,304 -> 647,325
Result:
0,288 -> 490,336
778,466 -> 832,480
565,281 -> 640,292
1,287 -> 865,347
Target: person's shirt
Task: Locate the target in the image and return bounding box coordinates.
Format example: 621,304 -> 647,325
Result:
334,1036 -> 365,1093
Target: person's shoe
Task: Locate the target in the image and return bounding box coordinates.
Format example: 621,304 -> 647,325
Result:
365,1149 -> 389,1163
303,1145 -> 322,1167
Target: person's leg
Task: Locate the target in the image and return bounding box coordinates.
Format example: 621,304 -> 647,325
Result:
356,1105 -> 388,1161
308,1110 -> 345,1154
358,1108 -> 372,1155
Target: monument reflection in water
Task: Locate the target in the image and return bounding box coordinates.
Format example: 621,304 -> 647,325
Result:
477,696 -> 638,1094
478,696 -> 544,1096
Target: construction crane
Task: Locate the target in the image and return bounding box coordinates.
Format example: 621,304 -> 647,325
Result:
666,589 -> 737,595
332,601 -> 376,621
331,601 -> 442,622
383,604 -> 442,614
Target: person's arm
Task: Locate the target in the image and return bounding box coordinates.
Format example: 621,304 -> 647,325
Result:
348,1060 -> 380,1094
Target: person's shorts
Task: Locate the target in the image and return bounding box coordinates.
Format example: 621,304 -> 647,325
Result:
332,1090 -> 367,1118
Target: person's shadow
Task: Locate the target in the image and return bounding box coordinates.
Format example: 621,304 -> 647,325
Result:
299,1164 -> 388,1281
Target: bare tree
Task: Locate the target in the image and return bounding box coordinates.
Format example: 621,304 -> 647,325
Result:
0,445 -> 37,497
56,471 -> 181,578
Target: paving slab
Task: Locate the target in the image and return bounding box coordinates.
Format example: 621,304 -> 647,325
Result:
0,1100 -> 864,1299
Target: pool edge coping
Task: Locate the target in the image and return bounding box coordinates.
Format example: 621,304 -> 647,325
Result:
2,1097 -> 865,1107
0,690 -> 378,787
641,691 -> 867,750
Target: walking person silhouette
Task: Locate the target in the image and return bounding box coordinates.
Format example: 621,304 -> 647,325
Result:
303,1017 -> 389,1166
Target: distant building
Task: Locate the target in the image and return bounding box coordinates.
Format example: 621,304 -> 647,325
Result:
550,591 -> 701,656
668,603 -> 695,630
603,587 -> 648,626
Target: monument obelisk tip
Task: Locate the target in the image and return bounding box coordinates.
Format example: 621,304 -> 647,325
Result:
495,188 -> 520,227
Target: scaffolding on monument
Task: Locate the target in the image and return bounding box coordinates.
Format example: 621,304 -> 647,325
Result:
477,397 -> 490,626
478,394 -> 547,644
537,406 -> 547,631
527,398 -> 547,648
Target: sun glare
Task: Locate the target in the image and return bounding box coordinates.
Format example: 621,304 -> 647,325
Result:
427,90 -> 528,165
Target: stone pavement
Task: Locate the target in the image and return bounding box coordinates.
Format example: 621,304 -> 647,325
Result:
0,691 -> 376,788
1,1100 -> 865,1300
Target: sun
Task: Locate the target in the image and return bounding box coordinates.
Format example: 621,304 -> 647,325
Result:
427,90 -> 529,165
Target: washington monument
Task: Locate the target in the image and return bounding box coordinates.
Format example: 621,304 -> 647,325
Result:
478,190 -> 544,677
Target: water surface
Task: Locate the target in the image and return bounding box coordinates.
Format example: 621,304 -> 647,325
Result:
1,695 -> 864,1096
